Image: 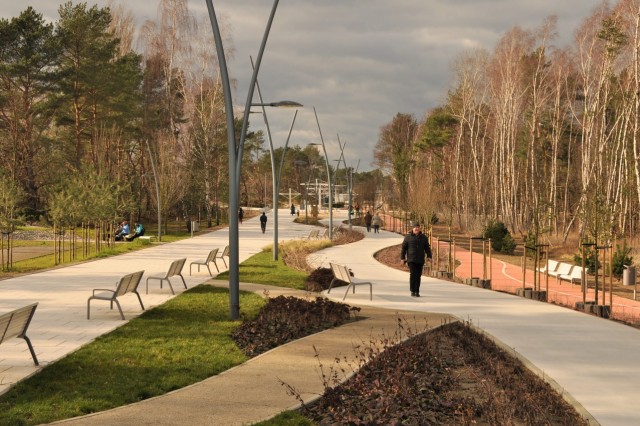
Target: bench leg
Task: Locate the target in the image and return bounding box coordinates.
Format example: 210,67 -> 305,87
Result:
206,264 -> 212,277
87,298 -> 93,320
165,278 -> 175,295
212,259 -> 220,273
113,299 -> 125,320
178,274 -> 188,289
328,277 -> 338,294
134,291 -> 145,311
342,284 -> 354,301
22,336 -> 39,366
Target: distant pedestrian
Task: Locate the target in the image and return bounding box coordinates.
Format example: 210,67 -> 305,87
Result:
401,222 -> 432,297
238,207 -> 244,224
371,212 -> 382,233
260,211 -> 267,233
364,210 -> 372,232
290,203 -> 296,216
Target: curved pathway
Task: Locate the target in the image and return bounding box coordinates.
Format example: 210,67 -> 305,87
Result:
317,221 -> 640,426
2,210 -> 640,425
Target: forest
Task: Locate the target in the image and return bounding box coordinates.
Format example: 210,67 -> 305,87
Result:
2,0 -> 640,251
375,0 -> 640,249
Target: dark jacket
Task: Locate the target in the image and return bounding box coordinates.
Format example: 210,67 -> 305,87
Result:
401,231 -> 432,264
260,214 -> 267,224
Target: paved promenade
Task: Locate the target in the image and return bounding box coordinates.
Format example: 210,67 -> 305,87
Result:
1,210 -> 640,425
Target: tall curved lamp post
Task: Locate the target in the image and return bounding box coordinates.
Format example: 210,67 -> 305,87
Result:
252,92 -> 300,261
204,0 -> 280,320
312,107 -> 333,239
250,57 -> 301,261
144,139 -> 162,242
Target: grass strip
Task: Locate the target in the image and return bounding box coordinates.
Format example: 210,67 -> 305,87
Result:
217,247 -> 309,289
0,285 -> 265,426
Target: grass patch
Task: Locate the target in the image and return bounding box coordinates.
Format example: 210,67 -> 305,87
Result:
254,411 -> 314,425
217,247 -> 309,289
0,285 -> 265,425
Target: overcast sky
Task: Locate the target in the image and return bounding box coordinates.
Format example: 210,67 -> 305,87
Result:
2,0 -> 604,172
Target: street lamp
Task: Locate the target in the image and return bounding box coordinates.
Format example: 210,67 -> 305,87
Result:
311,106 -> 333,239
250,63 -> 301,261
205,0 -> 280,320
144,139 -> 162,242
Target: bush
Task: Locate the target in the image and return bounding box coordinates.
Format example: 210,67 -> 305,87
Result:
305,267 -> 335,291
483,221 -> 512,253
501,234 -> 516,255
612,243 -> 633,279
232,295 -> 354,357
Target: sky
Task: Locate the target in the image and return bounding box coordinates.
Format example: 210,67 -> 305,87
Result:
1,0 -> 605,172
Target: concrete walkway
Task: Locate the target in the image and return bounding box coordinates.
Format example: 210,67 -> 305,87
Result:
2,210 -> 640,425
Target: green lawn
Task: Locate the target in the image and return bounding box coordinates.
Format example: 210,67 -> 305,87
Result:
0,234 -> 327,425
0,286 -> 265,425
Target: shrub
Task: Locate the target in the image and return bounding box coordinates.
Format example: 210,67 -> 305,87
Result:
612,243 -> 633,279
501,234 -> 516,255
483,221 -> 512,253
232,295 -> 354,357
305,267 -> 335,291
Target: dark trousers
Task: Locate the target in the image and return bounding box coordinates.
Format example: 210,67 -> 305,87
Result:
408,262 -> 424,294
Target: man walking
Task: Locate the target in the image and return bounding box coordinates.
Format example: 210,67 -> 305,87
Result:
401,222 -> 432,297
260,211 -> 268,234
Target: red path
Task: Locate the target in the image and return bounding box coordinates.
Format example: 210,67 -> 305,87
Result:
379,213 -> 640,324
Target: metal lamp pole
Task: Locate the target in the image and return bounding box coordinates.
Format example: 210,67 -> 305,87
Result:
312,107 -> 333,239
205,0 -> 280,320
250,56 -> 301,261
144,139 -> 162,242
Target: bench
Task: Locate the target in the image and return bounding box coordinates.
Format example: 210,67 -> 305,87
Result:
549,262 -> 573,279
328,262 -> 372,301
319,228 -> 330,239
558,265 -> 584,286
537,259 -> 559,275
216,245 -> 229,269
146,258 -> 187,294
87,270 -> 145,320
189,248 -> 220,276
0,303 -> 39,365
138,235 -> 156,243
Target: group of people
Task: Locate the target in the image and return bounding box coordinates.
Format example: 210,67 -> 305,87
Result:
363,210 -> 382,233
114,220 -> 145,242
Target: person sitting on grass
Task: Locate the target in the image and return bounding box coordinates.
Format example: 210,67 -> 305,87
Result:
125,222 -> 145,241
115,220 -> 129,241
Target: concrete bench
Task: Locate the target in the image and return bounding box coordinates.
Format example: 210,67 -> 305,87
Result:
537,259 -> 559,275
146,258 -> 187,294
558,265 -> 584,286
87,270 -> 145,320
549,262 -> 573,279
328,262 -> 372,301
0,303 -> 39,365
190,248 -> 221,276
138,235 -> 156,243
